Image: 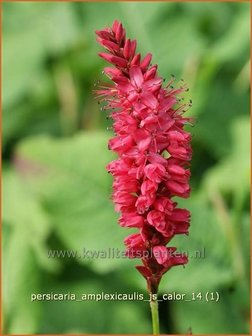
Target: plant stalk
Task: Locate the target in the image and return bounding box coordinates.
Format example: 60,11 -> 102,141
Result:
150,296 -> 160,335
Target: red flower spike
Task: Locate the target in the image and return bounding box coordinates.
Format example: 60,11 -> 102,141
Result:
95,20 -> 192,295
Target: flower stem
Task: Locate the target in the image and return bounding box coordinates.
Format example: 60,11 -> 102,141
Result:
150,297 -> 160,335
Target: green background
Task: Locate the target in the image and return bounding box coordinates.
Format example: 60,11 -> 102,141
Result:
2,1 -> 250,334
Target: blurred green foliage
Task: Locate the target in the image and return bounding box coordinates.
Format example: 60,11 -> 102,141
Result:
2,2 -> 250,334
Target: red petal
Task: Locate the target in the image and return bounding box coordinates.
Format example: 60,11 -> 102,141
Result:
141,92 -> 158,109
141,53 -> 152,69
167,165 -> 185,176
112,20 -> 120,33
153,246 -> 169,265
115,23 -> 123,40
129,66 -> 144,87
103,67 -> 121,78
131,53 -> 141,66
169,208 -> 190,221
144,65 -> 158,80
123,39 -> 131,59
130,40 -> 137,58
98,53 -> 127,67
95,30 -> 112,40
98,38 -> 120,52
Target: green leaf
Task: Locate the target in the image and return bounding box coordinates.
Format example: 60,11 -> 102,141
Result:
3,169 -> 60,273
3,169 -> 51,235
40,279 -> 151,334
203,117 -> 250,196
208,8 -> 250,64
3,227 -> 41,334
3,2 -> 81,107
2,30 -> 45,107
172,289 -> 248,334
15,132 -> 134,272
